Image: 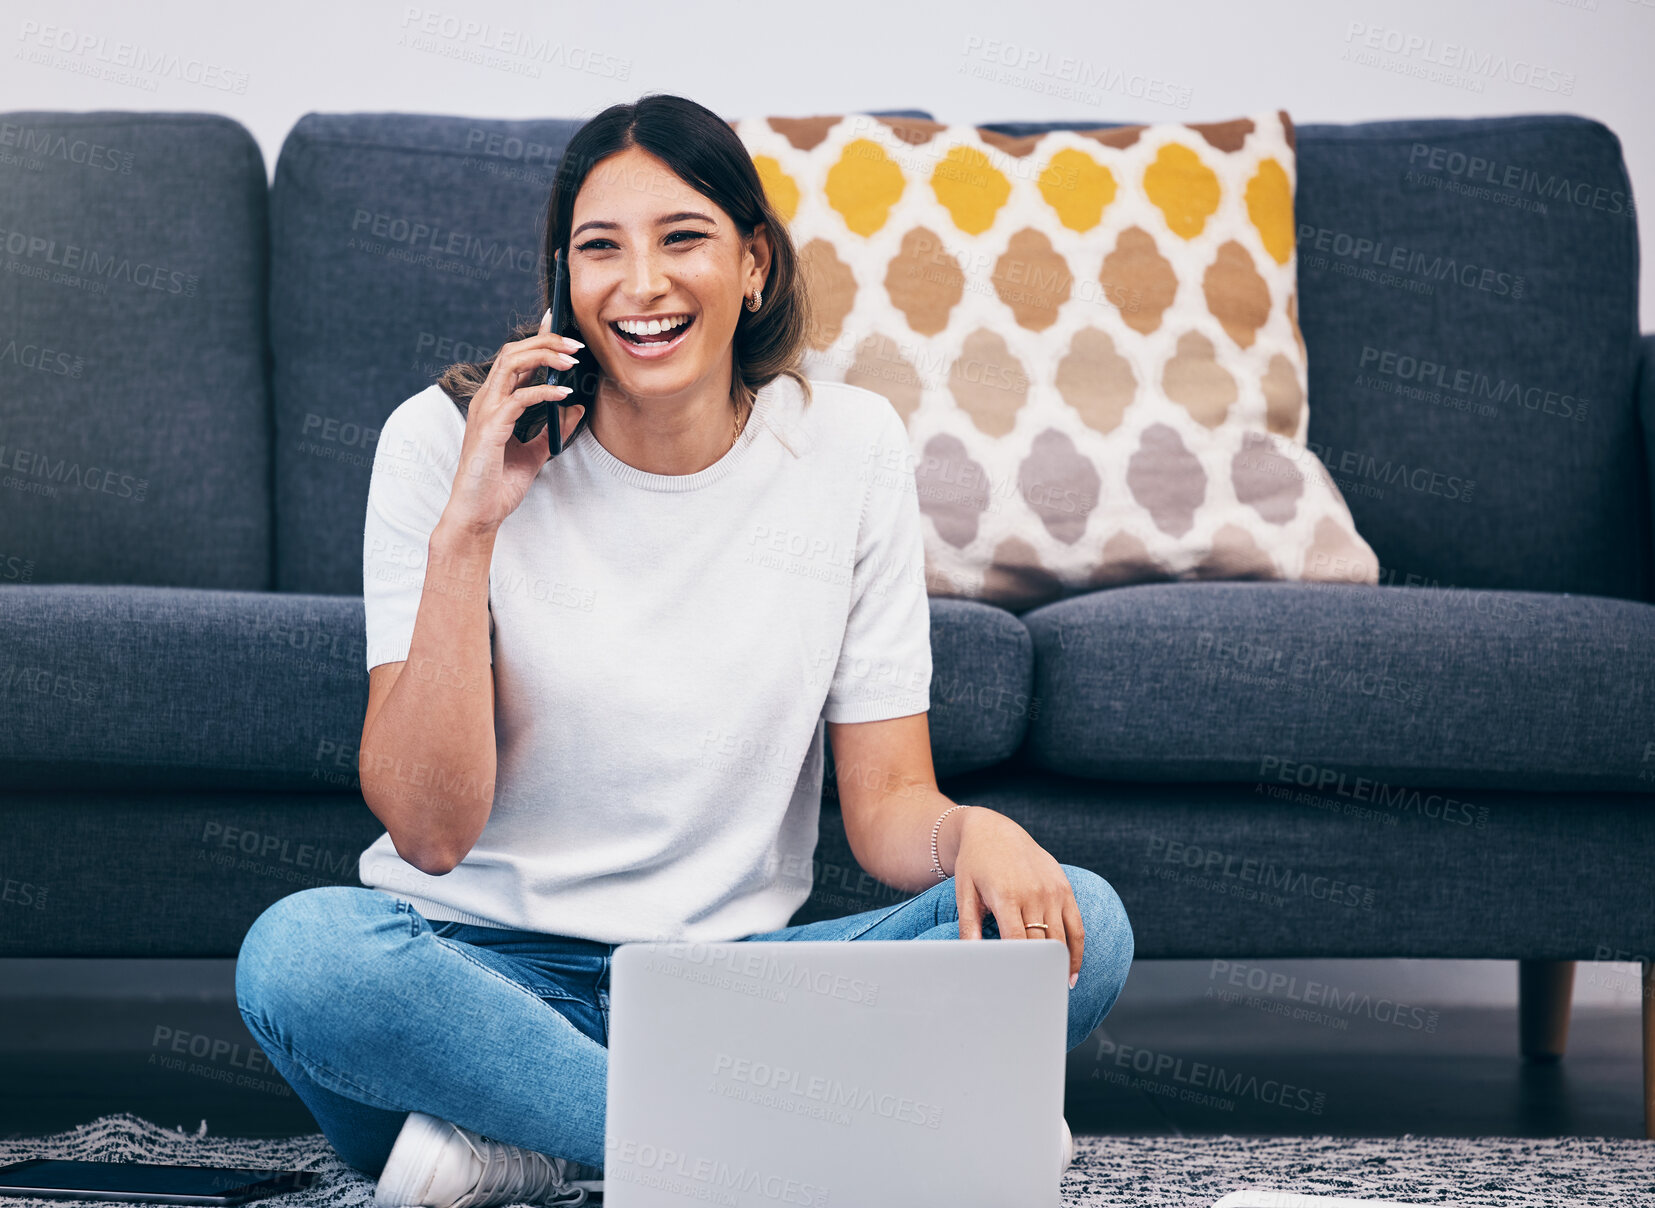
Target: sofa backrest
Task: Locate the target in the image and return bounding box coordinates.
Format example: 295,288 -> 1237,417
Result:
0,112 -> 271,589
980,113 -> 1650,602
9,110 -> 1644,601
268,113 -> 581,594
269,109 -> 935,595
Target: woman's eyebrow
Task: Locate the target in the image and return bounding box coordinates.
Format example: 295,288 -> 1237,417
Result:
572,211 -> 716,237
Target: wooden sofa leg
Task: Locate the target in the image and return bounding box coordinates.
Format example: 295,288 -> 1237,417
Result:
1518,959 -> 1575,1062
1644,962 -> 1653,1140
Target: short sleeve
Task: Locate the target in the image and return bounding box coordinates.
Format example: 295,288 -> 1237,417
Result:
362,392 -> 493,671
822,404 -> 932,723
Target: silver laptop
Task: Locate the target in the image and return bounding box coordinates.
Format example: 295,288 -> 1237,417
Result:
605,939 -> 1070,1207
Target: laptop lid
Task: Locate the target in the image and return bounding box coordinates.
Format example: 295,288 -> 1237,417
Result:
605,938 -> 1069,1208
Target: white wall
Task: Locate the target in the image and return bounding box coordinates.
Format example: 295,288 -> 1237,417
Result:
2,0 -> 1649,325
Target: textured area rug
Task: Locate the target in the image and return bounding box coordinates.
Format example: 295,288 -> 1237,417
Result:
1,1114 -> 1653,1207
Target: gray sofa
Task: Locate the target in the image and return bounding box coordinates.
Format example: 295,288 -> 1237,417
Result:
2,106 -> 1651,1131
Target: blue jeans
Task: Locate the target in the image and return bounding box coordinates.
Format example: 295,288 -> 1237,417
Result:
235,866 -> 1133,1176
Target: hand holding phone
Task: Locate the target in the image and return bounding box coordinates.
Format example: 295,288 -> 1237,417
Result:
441,255 -> 586,537
513,247 -> 589,454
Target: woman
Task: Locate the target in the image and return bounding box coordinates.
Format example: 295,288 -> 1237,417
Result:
236,92 -> 1133,1208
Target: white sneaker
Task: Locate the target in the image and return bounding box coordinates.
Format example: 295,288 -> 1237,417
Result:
1059,1115 -> 1075,1180
375,1111 -> 596,1208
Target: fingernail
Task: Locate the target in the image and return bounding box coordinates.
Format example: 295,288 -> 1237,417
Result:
1069,971 -> 1078,990
568,339 -> 585,349
541,307 -> 552,327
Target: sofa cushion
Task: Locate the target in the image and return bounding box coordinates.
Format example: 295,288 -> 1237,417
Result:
10,770 -> 1655,958
0,585 -> 368,792
270,109 -> 934,594
882,597 -> 1033,778
0,581 -> 1014,790
1019,581 -> 1655,792
0,791 -> 385,958
980,115 -> 1650,602
734,110 -> 1381,612
0,112 -> 271,589
796,764 -> 1655,960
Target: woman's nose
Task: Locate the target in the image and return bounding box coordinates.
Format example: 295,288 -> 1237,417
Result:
621,249 -> 671,300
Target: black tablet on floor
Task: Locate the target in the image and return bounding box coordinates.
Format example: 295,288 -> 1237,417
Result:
0,1159 -> 318,1205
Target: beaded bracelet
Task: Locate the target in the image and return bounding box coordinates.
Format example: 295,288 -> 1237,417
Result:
930,804 -> 968,881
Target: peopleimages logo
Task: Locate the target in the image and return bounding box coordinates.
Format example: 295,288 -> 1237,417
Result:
1088,1035 -> 1328,1114
1145,836 -> 1378,910
0,873 -> 48,911
604,1136 -> 828,1207
1257,757 -> 1489,828
1357,346 -> 1589,421
957,36 -> 1195,109
0,553 -> 36,583
0,663 -> 98,705
1297,223 -> 1524,299
0,337 -> 83,377
0,122 -> 135,173
0,442 -> 149,502
0,225 -> 199,296
397,8 -> 632,80
198,822 -> 358,880
710,1052 -> 944,1129
652,943 -> 881,1006
1342,22 -> 1576,95
1208,960 -> 1440,1033
348,210 -> 537,276
1193,631 -> 1428,709
1295,439 -> 1475,504
14,22 -> 251,93
1407,143 -> 1634,219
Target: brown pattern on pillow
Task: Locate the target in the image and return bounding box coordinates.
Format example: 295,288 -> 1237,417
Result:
737,109 -> 1378,608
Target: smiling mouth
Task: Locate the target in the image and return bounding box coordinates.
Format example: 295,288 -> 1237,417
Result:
611,315 -> 696,345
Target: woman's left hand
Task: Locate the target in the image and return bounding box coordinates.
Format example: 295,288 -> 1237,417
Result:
951,808 -> 1084,989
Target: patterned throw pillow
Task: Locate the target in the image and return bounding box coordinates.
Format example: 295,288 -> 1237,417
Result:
732,110 -> 1379,610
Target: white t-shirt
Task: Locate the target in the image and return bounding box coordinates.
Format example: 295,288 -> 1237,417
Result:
357,372 -> 933,943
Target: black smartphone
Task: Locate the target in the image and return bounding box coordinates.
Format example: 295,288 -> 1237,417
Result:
0,1159 -> 319,1206
512,246 -> 591,454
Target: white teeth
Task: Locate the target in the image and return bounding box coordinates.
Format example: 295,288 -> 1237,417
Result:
615,315 -> 690,336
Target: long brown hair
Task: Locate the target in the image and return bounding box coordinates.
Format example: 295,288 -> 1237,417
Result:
438,92 -> 814,439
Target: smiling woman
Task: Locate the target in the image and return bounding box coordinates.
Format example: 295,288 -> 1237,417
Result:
436,93 -> 818,476
233,91 -> 1133,1208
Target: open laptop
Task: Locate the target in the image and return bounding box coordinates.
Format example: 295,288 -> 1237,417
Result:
604,938 -> 1070,1207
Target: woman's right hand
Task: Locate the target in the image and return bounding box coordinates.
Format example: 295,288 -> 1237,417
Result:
444,307 -> 586,536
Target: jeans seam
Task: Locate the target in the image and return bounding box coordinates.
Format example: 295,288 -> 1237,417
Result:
395,898 -> 420,940
844,898 -> 914,940
435,935 -> 592,1014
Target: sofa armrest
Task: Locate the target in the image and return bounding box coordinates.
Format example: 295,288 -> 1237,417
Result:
1641,333 -> 1655,586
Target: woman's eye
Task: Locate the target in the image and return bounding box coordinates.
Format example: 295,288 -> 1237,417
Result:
575,231 -> 707,252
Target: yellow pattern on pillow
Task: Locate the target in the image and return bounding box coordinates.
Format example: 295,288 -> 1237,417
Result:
733,109 -> 1379,609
